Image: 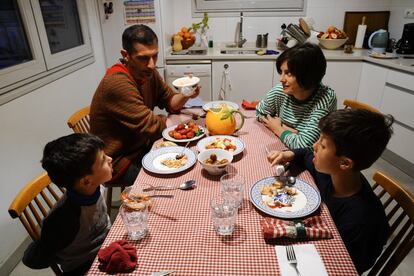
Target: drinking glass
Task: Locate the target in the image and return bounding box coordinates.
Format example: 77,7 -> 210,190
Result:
220,173 -> 245,208
210,195 -> 238,235
120,202 -> 148,240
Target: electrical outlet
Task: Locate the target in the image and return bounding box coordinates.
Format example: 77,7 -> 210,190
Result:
404,8 -> 414,19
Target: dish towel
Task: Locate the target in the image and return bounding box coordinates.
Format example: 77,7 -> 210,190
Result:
260,216 -> 333,239
98,240 -> 137,273
218,66 -> 232,100
241,100 -> 259,110
275,244 -> 328,276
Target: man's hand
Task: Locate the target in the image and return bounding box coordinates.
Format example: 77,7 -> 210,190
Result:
188,85 -> 201,99
267,150 -> 295,167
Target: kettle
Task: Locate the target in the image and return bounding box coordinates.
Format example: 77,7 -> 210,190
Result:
368,29 -> 389,53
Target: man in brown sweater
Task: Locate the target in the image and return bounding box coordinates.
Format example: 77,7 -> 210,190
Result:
90,24 -> 200,185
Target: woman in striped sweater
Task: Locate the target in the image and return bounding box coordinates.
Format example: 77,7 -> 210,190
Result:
256,43 -> 337,149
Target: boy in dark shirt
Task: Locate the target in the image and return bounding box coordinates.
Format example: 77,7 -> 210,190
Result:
267,109 -> 394,274
23,133 -> 113,275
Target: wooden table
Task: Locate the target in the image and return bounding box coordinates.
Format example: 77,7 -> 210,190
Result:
87,109 -> 357,275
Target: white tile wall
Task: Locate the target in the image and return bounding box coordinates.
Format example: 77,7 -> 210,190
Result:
163,0 -> 414,45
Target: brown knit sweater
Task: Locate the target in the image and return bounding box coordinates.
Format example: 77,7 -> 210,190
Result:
90,64 -> 177,174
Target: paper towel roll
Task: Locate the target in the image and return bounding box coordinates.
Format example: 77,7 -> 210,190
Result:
355,24 -> 367,48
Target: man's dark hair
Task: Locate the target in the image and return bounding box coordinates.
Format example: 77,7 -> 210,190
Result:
122,24 -> 158,54
41,133 -> 105,188
276,42 -> 326,91
319,109 -> 394,171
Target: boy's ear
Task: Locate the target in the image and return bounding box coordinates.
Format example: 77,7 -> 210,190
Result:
339,157 -> 354,170
79,176 -> 92,187
120,49 -> 128,62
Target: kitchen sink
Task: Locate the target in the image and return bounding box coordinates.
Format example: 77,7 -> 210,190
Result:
220,48 -> 260,55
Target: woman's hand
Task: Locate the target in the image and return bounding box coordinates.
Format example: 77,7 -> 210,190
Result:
282,124 -> 299,134
261,115 -> 284,136
267,150 -> 295,167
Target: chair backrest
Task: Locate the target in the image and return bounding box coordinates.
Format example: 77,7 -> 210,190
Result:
8,172 -> 65,275
368,171 -> 414,276
343,99 -> 381,113
67,106 -> 90,133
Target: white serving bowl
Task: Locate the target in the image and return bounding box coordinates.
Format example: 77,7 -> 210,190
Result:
172,76 -> 200,95
317,37 -> 348,50
198,149 -> 233,175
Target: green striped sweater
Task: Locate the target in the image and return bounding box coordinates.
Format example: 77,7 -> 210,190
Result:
256,83 -> 337,149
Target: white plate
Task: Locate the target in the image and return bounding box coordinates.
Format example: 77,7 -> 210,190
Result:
142,146 -> 196,174
250,176 -> 321,219
369,52 -> 398,59
196,135 -> 245,156
172,76 -> 200,88
202,101 -> 239,111
162,124 -> 206,143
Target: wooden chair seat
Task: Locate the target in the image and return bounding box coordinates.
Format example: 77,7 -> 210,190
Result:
8,173 -> 65,275
368,171 -> 414,275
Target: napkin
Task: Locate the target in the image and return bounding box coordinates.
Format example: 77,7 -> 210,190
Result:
241,99 -> 259,110
275,244 -> 328,276
98,240 -> 137,273
184,96 -> 205,108
260,216 -> 333,239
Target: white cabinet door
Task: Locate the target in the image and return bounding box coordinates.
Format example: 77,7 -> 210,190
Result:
323,61 -> 362,109
212,61 -> 275,102
357,63 -> 388,109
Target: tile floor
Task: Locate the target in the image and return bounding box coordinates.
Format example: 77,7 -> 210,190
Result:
9,157 -> 414,276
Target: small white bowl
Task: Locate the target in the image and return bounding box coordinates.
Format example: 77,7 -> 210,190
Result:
198,149 -> 233,175
317,37 -> 348,50
172,76 -> 200,89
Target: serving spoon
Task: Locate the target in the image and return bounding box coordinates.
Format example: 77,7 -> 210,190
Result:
143,179 -> 196,192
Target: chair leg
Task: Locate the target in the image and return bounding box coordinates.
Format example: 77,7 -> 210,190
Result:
106,187 -> 113,216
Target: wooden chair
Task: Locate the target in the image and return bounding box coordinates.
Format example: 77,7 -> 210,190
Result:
368,171 -> 414,276
66,105 -> 90,134
8,173 -> 65,275
66,105 -> 123,215
343,99 -> 381,113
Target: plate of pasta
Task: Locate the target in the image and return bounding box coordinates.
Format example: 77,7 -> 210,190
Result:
249,176 -> 321,219
142,146 -> 196,174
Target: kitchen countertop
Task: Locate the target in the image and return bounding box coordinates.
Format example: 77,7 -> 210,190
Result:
165,44 -> 414,74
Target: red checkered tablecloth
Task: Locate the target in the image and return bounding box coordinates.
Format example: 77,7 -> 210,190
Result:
87,110 -> 357,275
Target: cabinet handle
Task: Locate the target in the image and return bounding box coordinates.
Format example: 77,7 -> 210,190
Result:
224,64 -> 229,69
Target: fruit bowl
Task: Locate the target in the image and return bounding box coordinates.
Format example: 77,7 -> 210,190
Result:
317,37 -> 348,50
182,37 -> 196,49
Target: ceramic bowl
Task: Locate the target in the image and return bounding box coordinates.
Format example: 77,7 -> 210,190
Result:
317,37 -> 348,50
198,149 -> 233,175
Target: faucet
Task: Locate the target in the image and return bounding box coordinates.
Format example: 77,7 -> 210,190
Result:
236,12 -> 247,48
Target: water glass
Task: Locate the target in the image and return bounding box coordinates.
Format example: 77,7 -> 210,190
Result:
120,203 -> 148,240
220,173 -> 245,208
210,195 -> 238,235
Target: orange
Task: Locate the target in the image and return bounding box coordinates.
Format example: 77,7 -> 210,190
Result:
181,27 -> 188,33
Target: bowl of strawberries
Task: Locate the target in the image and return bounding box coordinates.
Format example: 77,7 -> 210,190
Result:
162,121 -> 206,142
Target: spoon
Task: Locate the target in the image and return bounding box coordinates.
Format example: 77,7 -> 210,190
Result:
143,179 -> 196,192
176,141 -> 191,160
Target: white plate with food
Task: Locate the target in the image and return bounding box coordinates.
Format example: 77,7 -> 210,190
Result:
250,176 -> 321,219
162,122 -> 206,143
369,52 -> 398,59
142,146 -> 196,174
196,135 -> 245,156
202,101 -> 239,111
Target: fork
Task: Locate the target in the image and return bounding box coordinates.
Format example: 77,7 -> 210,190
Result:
286,245 -> 301,276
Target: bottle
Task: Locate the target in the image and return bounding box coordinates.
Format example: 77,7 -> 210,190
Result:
172,35 -> 183,52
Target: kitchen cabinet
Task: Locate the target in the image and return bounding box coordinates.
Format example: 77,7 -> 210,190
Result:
323,61 -> 362,108
211,61 -> 275,102
357,63 -> 388,109
380,69 -> 414,165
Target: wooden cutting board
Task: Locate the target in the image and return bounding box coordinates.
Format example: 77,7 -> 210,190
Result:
343,11 -> 390,46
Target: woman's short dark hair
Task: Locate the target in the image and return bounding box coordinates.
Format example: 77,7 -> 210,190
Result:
122,24 -> 158,54
41,133 -> 105,188
276,43 -> 326,90
319,109 -> 394,171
